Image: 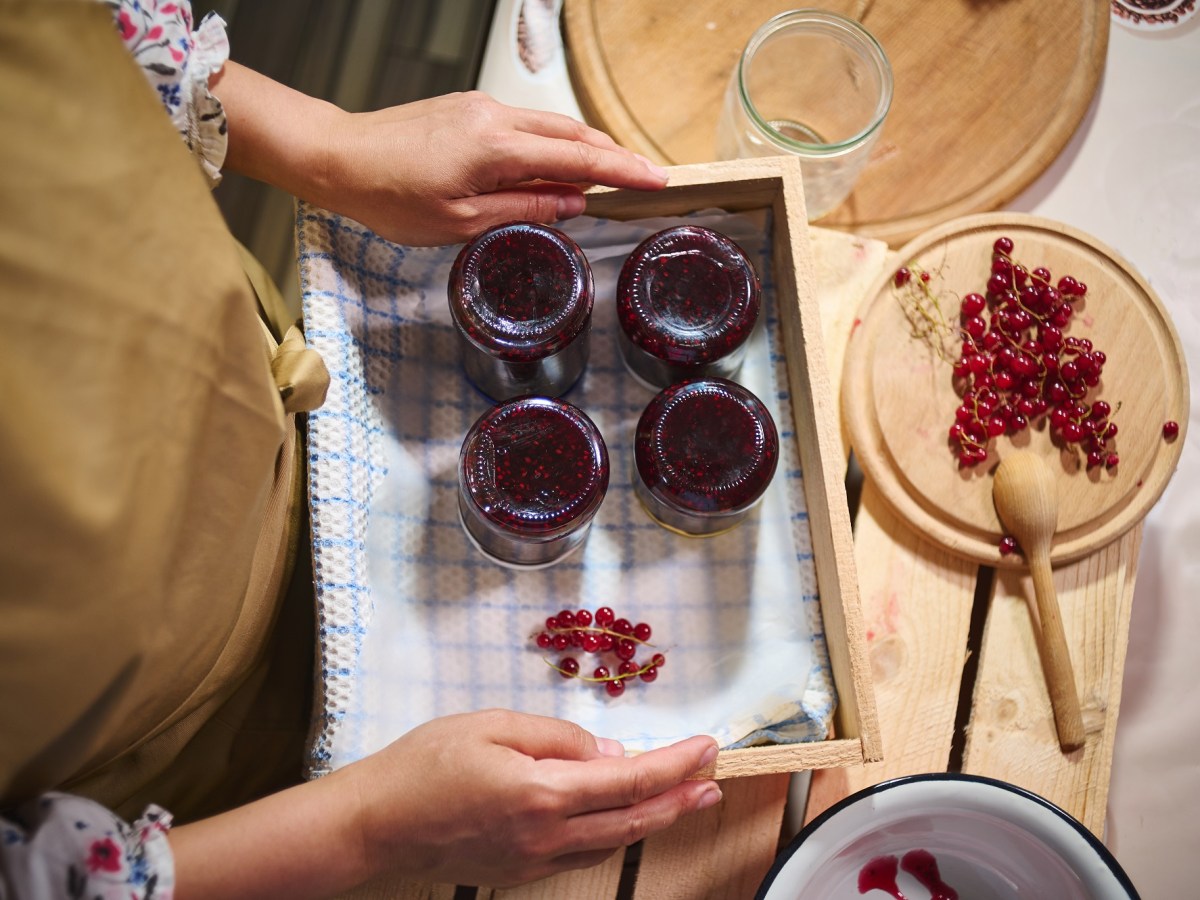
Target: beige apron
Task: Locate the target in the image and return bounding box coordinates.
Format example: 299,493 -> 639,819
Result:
0,1 -> 328,823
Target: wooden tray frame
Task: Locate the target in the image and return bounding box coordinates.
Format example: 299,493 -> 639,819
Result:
585,157 -> 880,777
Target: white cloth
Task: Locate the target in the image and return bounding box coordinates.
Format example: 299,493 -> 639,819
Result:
296,206 -> 835,774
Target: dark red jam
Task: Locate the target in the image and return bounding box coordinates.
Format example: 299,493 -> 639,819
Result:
634,378 -> 778,535
459,396 -> 609,566
616,225 -> 761,388
858,850 -> 959,899
448,222 -> 593,400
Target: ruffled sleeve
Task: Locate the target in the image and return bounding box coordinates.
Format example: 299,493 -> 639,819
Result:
103,0 -> 230,185
1,794 -> 174,899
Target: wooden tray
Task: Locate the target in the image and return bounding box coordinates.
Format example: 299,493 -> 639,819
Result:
563,0 -> 1108,247
842,213 -> 1189,566
585,157 -> 880,777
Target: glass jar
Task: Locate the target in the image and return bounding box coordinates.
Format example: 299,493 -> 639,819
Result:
634,378 -> 779,536
714,9 -> 893,221
448,222 -> 593,401
616,225 -> 761,389
459,395 -> 609,566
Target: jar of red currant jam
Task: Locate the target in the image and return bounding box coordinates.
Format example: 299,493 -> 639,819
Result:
448,222 -> 594,401
459,396 -> 609,567
634,378 -> 779,536
616,225 -> 761,389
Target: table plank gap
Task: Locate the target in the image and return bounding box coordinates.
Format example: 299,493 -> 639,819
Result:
336,878 -> 460,899
632,774 -> 789,900
961,524 -> 1142,835
804,482 -> 979,822
480,851 -> 626,900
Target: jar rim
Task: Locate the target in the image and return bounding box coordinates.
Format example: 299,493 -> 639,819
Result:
737,9 -> 894,156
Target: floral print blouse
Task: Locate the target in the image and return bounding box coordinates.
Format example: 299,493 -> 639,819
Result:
2,2 -> 228,896
101,0 -> 230,185
1,796 -> 174,899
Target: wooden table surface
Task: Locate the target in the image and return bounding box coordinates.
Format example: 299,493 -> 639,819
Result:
343,223 -> 1139,899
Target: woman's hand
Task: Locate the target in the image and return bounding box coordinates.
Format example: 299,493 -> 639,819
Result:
347,709 -> 721,887
169,710 -> 719,897
213,63 -> 667,246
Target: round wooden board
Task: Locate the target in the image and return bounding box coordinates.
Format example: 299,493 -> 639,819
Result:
842,213 -> 1189,566
562,0 -> 1108,247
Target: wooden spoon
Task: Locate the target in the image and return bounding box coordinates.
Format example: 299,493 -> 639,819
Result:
992,451 -> 1086,751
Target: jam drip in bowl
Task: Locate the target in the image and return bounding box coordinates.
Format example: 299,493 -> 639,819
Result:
458,396 -> 608,566
634,378 -> 778,536
858,850 -> 959,899
448,222 -> 594,400
616,225 -> 761,388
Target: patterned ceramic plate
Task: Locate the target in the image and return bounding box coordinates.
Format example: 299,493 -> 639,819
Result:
1111,0 -> 1197,30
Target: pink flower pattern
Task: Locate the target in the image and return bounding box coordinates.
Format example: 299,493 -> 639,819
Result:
102,0 -> 230,184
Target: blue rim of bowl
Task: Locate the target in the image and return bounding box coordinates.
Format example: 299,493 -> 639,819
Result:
753,772 -> 1141,899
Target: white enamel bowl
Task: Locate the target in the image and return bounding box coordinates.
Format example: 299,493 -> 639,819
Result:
756,774 -> 1139,899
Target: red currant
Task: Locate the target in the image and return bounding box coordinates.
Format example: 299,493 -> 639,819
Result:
1164,420 -> 1180,440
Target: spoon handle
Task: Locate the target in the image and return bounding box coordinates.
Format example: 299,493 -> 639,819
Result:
1028,548 -> 1086,751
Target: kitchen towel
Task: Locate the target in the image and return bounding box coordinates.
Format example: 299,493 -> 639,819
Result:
296,205 -> 835,776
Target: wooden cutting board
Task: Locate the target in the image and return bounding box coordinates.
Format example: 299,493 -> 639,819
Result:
563,0 -> 1109,247
842,213 -> 1189,566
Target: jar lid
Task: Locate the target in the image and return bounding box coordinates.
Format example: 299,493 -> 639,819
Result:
635,378 -> 779,515
449,222 -> 594,362
617,226 -> 761,365
460,396 -> 609,538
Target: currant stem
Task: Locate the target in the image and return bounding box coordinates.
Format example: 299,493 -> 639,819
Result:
543,657 -> 660,682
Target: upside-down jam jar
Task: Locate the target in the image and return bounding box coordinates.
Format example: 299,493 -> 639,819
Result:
448,222 -> 594,401
616,225 -> 761,389
634,378 -> 779,536
459,396 -> 609,566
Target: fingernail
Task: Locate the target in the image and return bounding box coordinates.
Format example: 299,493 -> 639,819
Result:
596,737 -> 626,758
636,154 -> 669,181
696,785 -> 722,811
699,743 -> 719,769
556,193 -> 586,220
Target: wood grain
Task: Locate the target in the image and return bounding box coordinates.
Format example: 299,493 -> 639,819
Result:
633,774 -> 790,900
481,852 -> 625,900
563,0 -> 1108,246
336,878 -> 458,900
843,213 -> 1189,566
962,524 -> 1141,835
804,482 -> 979,822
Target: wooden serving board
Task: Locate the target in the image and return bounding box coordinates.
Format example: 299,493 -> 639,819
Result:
562,0 -> 1108,246
842,213 -> 1189,566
